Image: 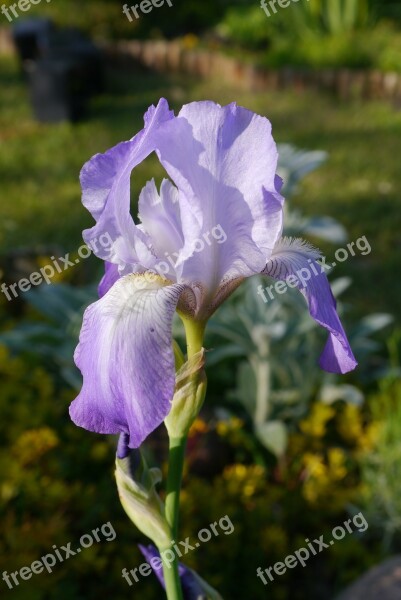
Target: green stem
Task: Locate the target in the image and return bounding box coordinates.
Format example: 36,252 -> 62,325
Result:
165,436 -> 187,540
161,437 -> 187,600
162,553 -> 184,600
162,318 -> 206,600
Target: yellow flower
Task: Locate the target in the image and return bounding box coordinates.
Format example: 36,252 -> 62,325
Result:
216,417 -> 244,437
303,452 -> 326,478
13,427 -> 59,465
337,404 -> 363,443
188,418 -> 208,437
327,448 -> 348,480
300,403 -> 335,438
222,464 -> 266,500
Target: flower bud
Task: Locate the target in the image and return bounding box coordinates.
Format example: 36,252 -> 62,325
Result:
115,434 -> 172,548
165,349 -> 207,439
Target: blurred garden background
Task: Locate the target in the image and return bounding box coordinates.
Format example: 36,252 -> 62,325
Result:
1,0 -> 401,598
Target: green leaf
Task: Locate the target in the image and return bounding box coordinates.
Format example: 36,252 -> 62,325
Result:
256,421 -> 288,458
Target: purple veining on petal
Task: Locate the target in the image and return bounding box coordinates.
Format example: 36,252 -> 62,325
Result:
70,276 -> 186,448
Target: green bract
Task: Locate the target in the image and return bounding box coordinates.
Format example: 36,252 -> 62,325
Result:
115,451 -> 172,549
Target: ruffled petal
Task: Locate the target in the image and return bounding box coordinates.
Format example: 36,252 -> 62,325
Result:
263,237 -> 357,374
153,101 -> 283,291
70,275 -> 186,448
80,99 -> 174,270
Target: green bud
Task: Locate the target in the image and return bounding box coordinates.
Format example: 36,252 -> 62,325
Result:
165,349 -> 207,439
115,449 -> 172,549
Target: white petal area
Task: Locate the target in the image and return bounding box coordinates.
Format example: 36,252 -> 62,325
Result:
138,178 -> 184,261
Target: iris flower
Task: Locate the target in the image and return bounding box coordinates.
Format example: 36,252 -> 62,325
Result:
139,543 -> 222,599
70,99 -> 357,449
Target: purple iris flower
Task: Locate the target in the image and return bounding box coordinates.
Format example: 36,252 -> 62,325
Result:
139,544 -> 209,599
69,99 -> 357,449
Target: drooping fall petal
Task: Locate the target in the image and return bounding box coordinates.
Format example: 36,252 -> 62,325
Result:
70,275 -> 186,447
263,237 -> 357,374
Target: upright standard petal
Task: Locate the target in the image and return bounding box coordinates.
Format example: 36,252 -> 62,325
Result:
70,275 -> 186,448
153,101 -> 284,292
263,238 -> 357,374
80,99 -> 174,270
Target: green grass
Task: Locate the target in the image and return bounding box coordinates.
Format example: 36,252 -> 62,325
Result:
1,54 -> 400,323
0,56 -> 169,252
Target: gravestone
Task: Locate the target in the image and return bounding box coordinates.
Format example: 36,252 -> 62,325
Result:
336,556 -> 401,600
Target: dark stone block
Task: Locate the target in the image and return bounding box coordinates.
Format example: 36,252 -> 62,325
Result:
12,17 -> 53,63
26,58 -> 89,123
43,28 -> 104,95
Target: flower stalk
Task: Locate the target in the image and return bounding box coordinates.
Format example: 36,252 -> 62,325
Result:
162,318 -> 206,600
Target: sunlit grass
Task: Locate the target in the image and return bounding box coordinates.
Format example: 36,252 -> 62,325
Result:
1,55 -> 400,321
